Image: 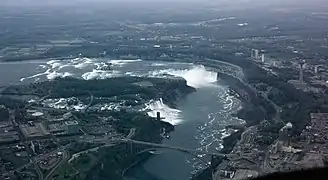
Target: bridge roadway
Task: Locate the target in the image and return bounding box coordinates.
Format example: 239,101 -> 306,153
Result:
118,138 -> 230,158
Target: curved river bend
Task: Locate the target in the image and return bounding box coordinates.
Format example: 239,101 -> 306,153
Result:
0,58 -> 243,180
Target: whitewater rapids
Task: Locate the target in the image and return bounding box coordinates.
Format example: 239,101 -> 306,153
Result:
149,65 -> 218,88
144,98 -> 182,126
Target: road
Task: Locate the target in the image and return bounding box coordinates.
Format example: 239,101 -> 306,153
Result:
262,145 -> 274,174
239,126 -> 257,157
35,144 -> 70,162
126,128 -> 136,139
69,128 -> 136,164
68,143 -> 117,163
82,93 -> 94,113
34,158 -> 43,180
44,150 -> 69,180
8,108 -> 44,180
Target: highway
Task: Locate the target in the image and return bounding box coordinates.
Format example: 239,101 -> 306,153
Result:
82,93 -> 94,113
44,150 -> 69,180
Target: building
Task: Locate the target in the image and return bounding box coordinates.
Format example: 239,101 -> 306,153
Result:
65,121 -> 80,134
254,49 -> 259,59
0,131 -> 19,144
251,49 -> 260,59
31,141 -> 40,154
0,105 -> 9,121
157,112 -> 161,121
299,61 -> 306,84
63,112 -> 73,120
19,123 -> 50,139
0,122 -> 18,144
48,123 -> 66,134
261,54 -> 265,63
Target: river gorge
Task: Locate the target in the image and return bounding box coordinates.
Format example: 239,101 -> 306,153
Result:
0,58 -> 244,180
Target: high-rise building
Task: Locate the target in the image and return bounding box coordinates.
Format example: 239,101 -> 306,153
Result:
65,121 -> 80,134
156,112 -> 161,121
299,61 -> 306,84
251,49 -> 260,59
261,54 -> 265,63
254,49 -> 259,59
251,49 -> 255,59
315,65 -> 321,75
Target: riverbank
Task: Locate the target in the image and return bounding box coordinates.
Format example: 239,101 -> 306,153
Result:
191,64 -> 275,180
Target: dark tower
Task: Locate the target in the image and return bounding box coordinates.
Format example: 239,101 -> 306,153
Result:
156,112 -> 161,121
217,72 -> 221,81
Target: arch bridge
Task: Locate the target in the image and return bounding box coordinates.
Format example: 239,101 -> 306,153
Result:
117,138 -> 232,166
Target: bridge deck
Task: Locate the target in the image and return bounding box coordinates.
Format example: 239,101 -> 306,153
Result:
119,139 -> 229,158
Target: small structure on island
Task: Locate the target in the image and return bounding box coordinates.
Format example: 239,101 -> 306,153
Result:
157,112 -> 161,121
279,122 -> 293,146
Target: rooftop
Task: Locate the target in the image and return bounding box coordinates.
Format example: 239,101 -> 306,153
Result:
19,123 -> 50,139
0,131 -> 19,143
65,120 -> 79,126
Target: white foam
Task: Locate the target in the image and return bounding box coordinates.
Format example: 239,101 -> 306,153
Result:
22,58 -> 143,82
81,69 -> 121,80
151,63 -> 167,67
74,61 -> 94,69
70,57 -> 93,63
95,62 -> 111,70
43,97 -> 86,111
237,23 -> 249,27
20,69 -> 51,82
69,58 -> 96,69
149,65 -> 217,88
125,72 -> 141,77
99,104 -> 120,111
46,71 -> 73,80
39,65 -> 47,69
110,59 -> 142,66
47,60 -> 61,65
46,60 -> 64,69
145,98 -> 182,125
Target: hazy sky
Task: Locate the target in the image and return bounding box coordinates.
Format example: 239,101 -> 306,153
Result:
2,0 -> 327,9
2,0 -> 324,5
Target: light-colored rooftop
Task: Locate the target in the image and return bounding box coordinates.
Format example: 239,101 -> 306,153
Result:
233,169 -> 258,180
31,112 -> 44,117
65,120 -> 79,126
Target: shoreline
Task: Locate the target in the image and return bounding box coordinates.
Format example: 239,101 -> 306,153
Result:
191,63 -> 278,180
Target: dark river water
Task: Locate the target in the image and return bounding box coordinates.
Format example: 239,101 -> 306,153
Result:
0,58 -> 243,180
126,85 -> 242,180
